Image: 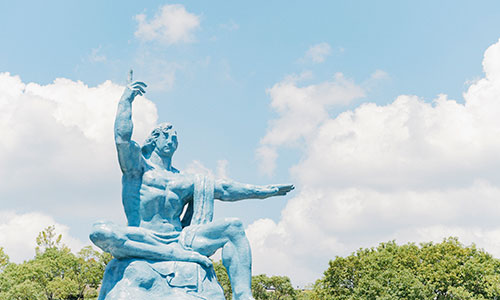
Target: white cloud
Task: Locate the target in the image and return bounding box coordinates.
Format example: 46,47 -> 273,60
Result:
134,4 -> 200,45
249,38 -> 500,286
369,69 -> 389,80
216,159 -> 229,179
256,72 -> 365,175
304,42 -> 332,63
88,46 -> 106,63
0,72 -> 158,239
185,160 -> 214,176
185,159 -> 230,179
0,211 -> 85,262
255,146 -> 278,176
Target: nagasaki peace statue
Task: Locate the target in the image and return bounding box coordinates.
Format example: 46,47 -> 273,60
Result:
89,72 -> 294,300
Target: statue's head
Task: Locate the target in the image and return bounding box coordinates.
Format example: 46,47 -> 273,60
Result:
142,123 -> 178,158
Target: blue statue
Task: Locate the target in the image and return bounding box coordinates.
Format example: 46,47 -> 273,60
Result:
90,71 -> 294,300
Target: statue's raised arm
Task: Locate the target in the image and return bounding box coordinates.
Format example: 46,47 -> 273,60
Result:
114,70 -> 147,176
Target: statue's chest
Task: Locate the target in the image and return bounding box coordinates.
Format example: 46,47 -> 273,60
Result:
142,169 -> 169,189
141,169 -> 187,211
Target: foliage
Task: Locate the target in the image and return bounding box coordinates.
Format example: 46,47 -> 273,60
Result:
312,237 -> 500,300
214,261 -> 232,300
0,226 -> 111,300
0,248 -> 8,271
35,225 -> 62,255
5,229 -> 500,300
214,261 -> 298,300
296,288 -> 313,300
252,274 -> 297,300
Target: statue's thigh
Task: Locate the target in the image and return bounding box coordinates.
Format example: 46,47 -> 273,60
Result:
188,219 -> 238,256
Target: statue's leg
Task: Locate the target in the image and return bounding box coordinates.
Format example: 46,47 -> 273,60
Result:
185,218 -> 254,300
90,221 -> 180,261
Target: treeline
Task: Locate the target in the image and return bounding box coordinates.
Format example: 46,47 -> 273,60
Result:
2,228 -> 500,300
216,238 -> 500,300
0,226 -> 111,300
312,238 -> 500,300
215,263 -> 311,300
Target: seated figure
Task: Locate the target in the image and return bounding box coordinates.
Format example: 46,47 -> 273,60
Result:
90,73 -> 294,300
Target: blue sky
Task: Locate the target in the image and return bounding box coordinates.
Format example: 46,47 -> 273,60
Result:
3,0 -> 500,286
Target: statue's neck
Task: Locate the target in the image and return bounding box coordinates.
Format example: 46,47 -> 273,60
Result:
150,151 -> 173,171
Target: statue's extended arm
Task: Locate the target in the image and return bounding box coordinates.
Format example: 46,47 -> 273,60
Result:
114,71 -> 147,175
214,179 -> 294,201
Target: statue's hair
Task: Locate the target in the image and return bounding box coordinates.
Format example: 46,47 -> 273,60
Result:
141,122 -> 175,157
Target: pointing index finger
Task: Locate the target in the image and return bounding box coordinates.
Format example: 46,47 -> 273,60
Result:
128,69 -> 133,84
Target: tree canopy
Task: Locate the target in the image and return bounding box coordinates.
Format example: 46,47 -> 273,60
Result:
215,261 -> 300,300
312,237 -> 500,300
0,226 -> 111,300
0,248 -> 8,272
3,229 -> 500,300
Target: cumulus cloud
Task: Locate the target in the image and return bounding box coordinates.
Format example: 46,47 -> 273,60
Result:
256,72 -> 365,175
184,159 -> 230,179
249,38 -> 500,286
0,72 -> 158,247
134,4 -> 200,45
304,42 -> 332,63
0,211 -> 85,262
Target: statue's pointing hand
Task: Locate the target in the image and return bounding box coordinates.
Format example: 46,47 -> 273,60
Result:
124,70 -> 147,102
273,184 -> 294,196
260,184 -> 294,198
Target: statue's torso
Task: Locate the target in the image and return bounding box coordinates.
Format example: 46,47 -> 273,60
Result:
122,160 -> 194,233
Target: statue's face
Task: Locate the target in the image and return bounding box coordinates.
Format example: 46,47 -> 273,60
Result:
154,127 -> 178,157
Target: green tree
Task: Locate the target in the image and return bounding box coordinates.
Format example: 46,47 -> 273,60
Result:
0,248 -> 8,271
296,288 -> 313,300
214,262 -> 298,300
0,226 -> 110,300
214,261 -> 232,300
312,237 -> 500,300
35,225 -> 62,255
252,274 -> 297,300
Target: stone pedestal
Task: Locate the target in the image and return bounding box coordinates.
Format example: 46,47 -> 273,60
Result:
98,259 -> 225,300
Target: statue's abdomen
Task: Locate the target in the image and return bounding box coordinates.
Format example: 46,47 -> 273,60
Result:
138,179 -> 183,232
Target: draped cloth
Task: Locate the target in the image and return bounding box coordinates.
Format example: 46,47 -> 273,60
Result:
162,174 -> 217,294
191,174 -> 215,225
168,174 -> 215,289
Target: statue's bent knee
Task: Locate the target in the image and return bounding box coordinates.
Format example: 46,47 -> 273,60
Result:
224,218 -> 245,237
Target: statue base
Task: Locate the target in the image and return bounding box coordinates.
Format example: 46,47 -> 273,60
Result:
98,259 -> 226,300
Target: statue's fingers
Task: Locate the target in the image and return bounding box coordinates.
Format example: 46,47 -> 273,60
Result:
132,81 -> 147,88
278,184 -> 294,192
134,86 -> 146,94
